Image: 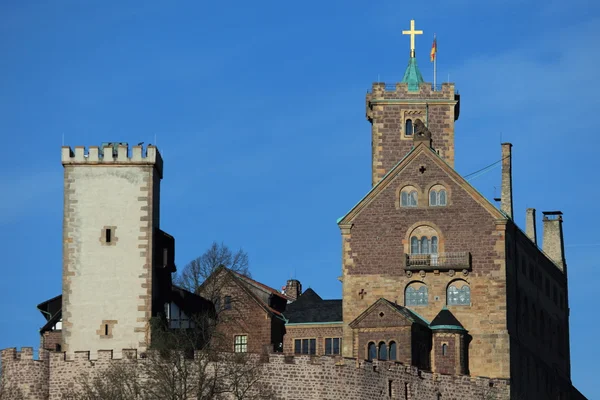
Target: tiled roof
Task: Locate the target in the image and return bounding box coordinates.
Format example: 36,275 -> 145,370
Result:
284,289 -> 342,324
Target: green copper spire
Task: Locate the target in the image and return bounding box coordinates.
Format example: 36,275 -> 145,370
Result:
401,57 -> 424,91
401,20 -> 424,92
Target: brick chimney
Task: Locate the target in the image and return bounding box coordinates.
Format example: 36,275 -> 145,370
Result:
542,211 -> 566,272
501,143 -> 513,219
525,208 -> 537,245
284,279 -> 302,301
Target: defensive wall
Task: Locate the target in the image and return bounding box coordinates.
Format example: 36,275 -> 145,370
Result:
1,347 -> 510,400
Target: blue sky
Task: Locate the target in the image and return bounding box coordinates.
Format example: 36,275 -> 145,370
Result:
1,0 -> 598,396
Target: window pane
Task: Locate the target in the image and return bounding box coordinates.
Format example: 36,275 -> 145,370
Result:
406,119 -> 413,136
439,190 -> 447,205
368,342 -> 376,361
333,338 -> 340,355
325,338 -> 332,355
442,344 -> 447,356
417,286 -> 428,305
294,339 -> 301,354
407,285 -> 428,306
421,237 -> 429,254
302,339 -> 308,354
378,342 -> 387,360
447,285 -> 459,305
430,190 -> 437,206
409,191 -> 417,206
411,236 -> 419,254
389,342 -> 397,360
401,191 -> 408,206
309,339 -> 316,355
431,236 -> 438,254
405,287 -> 416,305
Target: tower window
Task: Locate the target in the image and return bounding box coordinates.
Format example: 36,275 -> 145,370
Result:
105,229 -> 112,243
405,119 -> 414,136
104,324 -> 109,336
100,226 -> 117,246
442,343 -> 447,356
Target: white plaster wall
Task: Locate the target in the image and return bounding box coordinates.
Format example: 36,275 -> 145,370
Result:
65,166 -> 152,356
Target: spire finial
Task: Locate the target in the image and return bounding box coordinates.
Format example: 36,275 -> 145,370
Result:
402,19 -> 423,58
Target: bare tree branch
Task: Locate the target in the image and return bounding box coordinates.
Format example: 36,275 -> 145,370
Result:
175,242 -> 250,296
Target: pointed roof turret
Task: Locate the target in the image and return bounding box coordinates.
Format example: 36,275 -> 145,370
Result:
430,307 -> 466,331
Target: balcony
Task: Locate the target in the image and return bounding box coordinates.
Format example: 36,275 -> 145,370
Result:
404,252 -> 471,272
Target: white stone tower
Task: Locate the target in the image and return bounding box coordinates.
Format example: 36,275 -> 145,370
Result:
61,143 -> 166,357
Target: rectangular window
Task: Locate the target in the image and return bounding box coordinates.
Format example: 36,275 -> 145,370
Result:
105,228 -> 112,243
324,338 -> 341,355
224,296 -> 231,310
234,335 -> 247,353
295,338 -> 316,355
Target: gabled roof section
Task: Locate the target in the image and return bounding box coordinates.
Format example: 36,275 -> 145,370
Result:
284,288 -> 342,324
170,285 -> 215,318
337,142 -> 506,225
230,270 -> 290,301
37,294 -> 62,321
349,298 -> 429,328
199,266 -> 285,317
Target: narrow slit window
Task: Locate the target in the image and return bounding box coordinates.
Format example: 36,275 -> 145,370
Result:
405,119 -> 413,136
105,229 -> 112,243
442,343 -> 447,356
104,324 -> 109,336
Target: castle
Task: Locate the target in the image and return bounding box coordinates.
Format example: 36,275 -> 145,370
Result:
1,20 -> 588,400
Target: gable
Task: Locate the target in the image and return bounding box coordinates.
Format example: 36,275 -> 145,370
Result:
349,299 -> 419,329
338,143 -> 505,225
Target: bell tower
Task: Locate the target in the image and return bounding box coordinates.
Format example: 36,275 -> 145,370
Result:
366,20 -> 460,186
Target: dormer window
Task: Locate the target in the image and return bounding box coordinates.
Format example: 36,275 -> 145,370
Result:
400,186 -> 418,207
405,119 -> 414,136
429,185 -> 448,206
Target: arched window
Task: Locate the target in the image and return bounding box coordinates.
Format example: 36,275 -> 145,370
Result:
429,185 -> 448,207
442,343 -> 447,356
447,282 -> 471,305
367,342 -> 376,361
429,190 -> 437,206
408,225 -> 440,255
400,186 -> 418,207
405,119 -> 413,136
389,342 -> 397,361
405,283 -> 428,306
378,342 -> 388,360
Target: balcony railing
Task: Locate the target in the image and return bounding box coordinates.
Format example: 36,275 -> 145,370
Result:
404,252 -> 471,271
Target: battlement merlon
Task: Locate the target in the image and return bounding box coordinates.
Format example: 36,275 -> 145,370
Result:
61,144 -> 164,178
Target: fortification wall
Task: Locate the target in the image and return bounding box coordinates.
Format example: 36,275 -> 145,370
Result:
1,347 -> 510,400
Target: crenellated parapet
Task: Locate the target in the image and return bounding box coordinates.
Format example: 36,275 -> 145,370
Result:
1,348 -> 511,400
61,144 -> 163,177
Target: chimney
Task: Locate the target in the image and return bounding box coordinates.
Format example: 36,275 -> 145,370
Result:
284,279 -> 302,302
525,208 -> 537,245
501,143 -> 513,219
542,211 -> 566,272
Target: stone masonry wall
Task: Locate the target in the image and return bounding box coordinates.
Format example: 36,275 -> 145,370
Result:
284,324 -> 343,356
366,82 -> 458,185
0,347 -> 511,400
340,148 -> 510,379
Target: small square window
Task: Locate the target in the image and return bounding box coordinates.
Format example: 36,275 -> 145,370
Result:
234,335 -> 247,353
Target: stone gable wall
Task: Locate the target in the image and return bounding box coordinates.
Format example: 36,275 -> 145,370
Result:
340,150 -> 509,378
0,347 -> 511,400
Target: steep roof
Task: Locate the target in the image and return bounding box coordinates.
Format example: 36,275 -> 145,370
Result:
284,288 -> 342,324
401,57 -> 424,91
430,307 -> 466,331
230,270 -> 290,301
337,141 -> 506,225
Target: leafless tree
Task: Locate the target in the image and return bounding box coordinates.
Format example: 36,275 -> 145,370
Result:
175,242 -> 250,296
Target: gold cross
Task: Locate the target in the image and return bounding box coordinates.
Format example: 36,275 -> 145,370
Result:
402,19 -> 423,57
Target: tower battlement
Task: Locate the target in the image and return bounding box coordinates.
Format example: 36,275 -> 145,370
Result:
61,144 -> 163,177
367,82 -> 457,100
